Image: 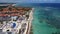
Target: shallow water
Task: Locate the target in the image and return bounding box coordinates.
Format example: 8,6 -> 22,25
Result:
32,7 -> 60,34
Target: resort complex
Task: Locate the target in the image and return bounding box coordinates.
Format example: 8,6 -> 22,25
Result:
0,3 -> 34,34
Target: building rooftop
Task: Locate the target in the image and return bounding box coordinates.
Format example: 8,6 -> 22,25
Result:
0,29 -> 6,34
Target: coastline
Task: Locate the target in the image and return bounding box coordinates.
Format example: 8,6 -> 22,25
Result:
27,8 -> 34,34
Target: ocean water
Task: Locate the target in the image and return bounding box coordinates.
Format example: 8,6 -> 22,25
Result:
16,3 -> 60,34
32,7 -> 60,34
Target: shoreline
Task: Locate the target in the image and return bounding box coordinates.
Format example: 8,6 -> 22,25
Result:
26,8 -> 34,34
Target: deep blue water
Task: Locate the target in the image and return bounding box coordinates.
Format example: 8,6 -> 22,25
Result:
16,3 -> 60,8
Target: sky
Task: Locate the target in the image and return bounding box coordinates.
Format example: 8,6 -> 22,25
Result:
0,0 -> 60,3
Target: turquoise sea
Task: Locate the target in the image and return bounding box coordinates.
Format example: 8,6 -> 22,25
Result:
32,7 -> 60,34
